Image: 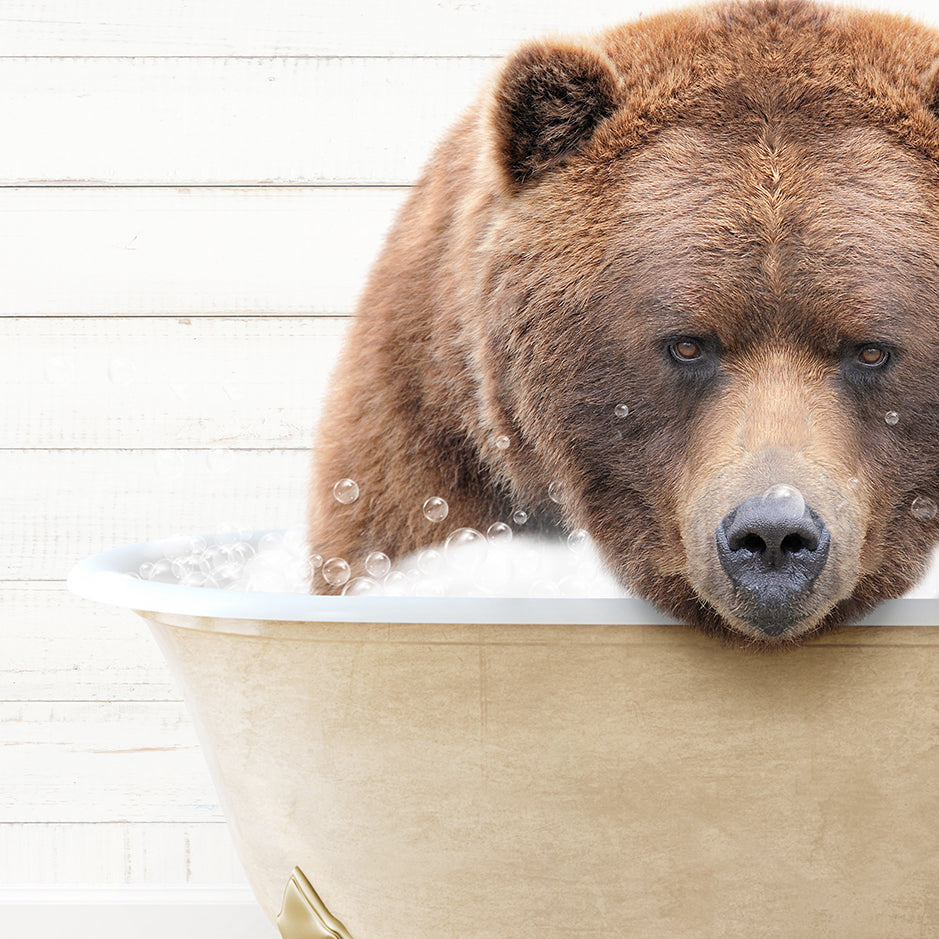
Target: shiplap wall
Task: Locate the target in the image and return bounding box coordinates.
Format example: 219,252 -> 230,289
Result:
4,0 -> 938,906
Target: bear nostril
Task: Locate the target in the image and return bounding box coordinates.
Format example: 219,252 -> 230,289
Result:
781,532 -> 813,553
738,533 -> 766,554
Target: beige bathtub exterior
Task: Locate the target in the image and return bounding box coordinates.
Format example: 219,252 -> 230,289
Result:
138,613 -> 939,938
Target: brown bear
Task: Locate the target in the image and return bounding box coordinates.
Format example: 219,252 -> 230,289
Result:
309,0 -> 939,644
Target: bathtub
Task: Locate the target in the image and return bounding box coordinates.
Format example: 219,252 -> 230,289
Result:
68,531 -> 939,938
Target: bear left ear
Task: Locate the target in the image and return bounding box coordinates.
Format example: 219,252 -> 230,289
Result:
489,40 -> 623,190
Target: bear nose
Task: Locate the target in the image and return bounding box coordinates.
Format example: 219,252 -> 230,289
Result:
715,491 -> 831,637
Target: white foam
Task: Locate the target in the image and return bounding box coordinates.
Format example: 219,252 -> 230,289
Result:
139,526 -> 939,601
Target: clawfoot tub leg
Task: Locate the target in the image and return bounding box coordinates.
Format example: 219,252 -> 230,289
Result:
276,867 -> 354,939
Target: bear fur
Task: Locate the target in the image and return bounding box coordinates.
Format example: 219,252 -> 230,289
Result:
309,0 -> 939,643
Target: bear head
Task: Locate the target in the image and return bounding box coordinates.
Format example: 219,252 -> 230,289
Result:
311,0 -> 939,645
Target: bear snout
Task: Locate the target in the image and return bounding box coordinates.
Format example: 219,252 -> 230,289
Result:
715,491 -> 831,637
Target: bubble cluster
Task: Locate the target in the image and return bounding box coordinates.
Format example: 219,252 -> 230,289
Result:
136,527 -> 323,593
422,496 -> 449,522
333,478 -> 360,505
131,522 -> 626,600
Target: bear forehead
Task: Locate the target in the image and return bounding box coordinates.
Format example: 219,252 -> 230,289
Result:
605,120 -> 939,351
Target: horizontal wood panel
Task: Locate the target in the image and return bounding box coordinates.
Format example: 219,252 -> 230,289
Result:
2,449 -> 310,579
0,0 -> 672,56
1,583 -> 178,702
0,187 -> 405,315
0,822 -> 246,884
0,57 -> 493,186
0,701 -> 222,823
9,316 -> 347,448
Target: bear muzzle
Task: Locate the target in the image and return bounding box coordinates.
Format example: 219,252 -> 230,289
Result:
715,490 -> 832,637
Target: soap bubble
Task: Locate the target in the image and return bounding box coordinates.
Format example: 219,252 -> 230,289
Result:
342,576 -> 380,596
322,557 -> 351,587
283,526 -> 307,553
494,435 -> 511,450
444,527 -> 486,563
44,355 -> 75,385
258,532 -> 282,553
885,411 -> 899,426
548,481 -> 565,504
614,403 -> 630,418
383,570 -> 411,596
512,509 -> 529,525
154,451 -> 185,480
107,357 -> 135,386
761,483 -> 805,519
911,496 -> 938,521
333,478 -> 360,504
171,555 -> 201,581
486,521 -> 513,544
422,496 -> 449,522
197,545 -> 225,574
226,541 -> 255,565
567,529 -> 589,553
416,548 -> 443,576
212,563 -> 242,589
187,535 -> 208,555
365,551 -> 391,579
206,448 -> 234,474
146,559 -> 176,583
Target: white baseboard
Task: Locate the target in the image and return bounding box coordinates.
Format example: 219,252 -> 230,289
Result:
0,885 -> 280,938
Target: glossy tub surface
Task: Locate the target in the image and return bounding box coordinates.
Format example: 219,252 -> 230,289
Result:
69,533 -> 939,937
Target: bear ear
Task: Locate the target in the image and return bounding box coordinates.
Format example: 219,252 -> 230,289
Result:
489,40 -> 622,189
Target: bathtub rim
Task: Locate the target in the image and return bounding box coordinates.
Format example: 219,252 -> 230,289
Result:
66,529 -> 936,629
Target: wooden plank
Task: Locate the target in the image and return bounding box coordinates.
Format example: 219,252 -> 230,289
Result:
0,701 -> 222,823
1,449 -> 310,579
0,57 -> 493,186
0,187 -> 405,315
0,583 -> 178,702
0,888 -> 277,939
7,315 -> 347,448
0,823 -> 247,884
0,0 -> 674,56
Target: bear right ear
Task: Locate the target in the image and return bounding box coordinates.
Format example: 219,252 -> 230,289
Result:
489,40 -> 623,190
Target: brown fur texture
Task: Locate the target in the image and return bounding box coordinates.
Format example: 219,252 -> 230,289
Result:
309,0 -> 939,643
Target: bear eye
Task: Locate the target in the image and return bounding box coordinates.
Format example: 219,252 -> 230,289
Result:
856,345 -> 889,368
669,339 -> 704,362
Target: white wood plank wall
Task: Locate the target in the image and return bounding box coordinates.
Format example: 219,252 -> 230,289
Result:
0,0 -> 670,903
3,0 -> 936,919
